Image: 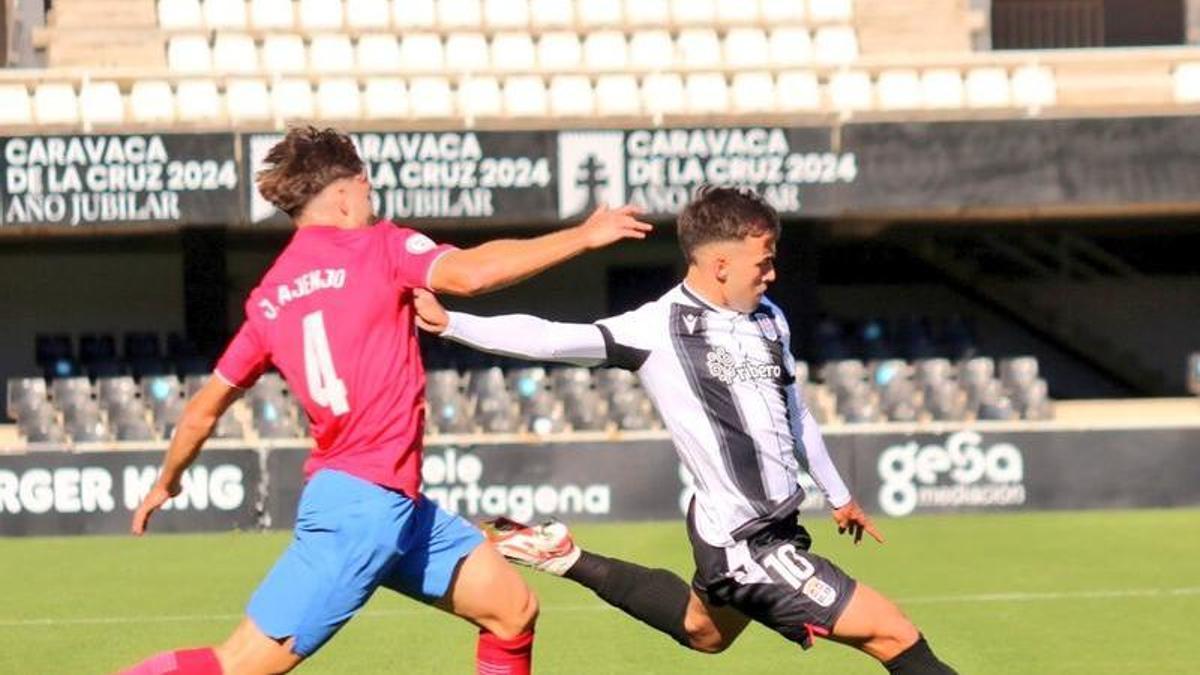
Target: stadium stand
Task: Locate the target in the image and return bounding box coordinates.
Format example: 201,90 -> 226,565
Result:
4,0 -> 1197,129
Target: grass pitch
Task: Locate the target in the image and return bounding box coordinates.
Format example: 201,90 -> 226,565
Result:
2,508 -> 1198,674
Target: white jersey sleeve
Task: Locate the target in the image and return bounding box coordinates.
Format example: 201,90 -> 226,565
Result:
443,312 -> 607,366
593,302 -> 661,371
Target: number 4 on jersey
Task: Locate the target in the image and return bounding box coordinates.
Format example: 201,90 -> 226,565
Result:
303,311 -> 350,415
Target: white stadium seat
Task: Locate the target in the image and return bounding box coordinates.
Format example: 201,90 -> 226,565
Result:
226,78 -> 271,120
716,0 -> 757,23
492,33 -> 537,72
309,35 -> 356,74
813,26 -> 858,64
212,33 -> 259,74
538,32 -> 582,70
731,72 -> 775,112
272,79 -> 315,120
347,0 -> 391,28
671,0 -> 715,26
549,75 -> 594,115
357,34 -> 402,72
262,35 -> 307,74
167,35 -> 212,73
809,0 -> 854,23
458,76 -> 503,117
503,75 -> 548,116
1174,63 -> 1200,103
129,81 -> 176,123
529,0 -> 572,29
0,85 -> 31,125
677,29 -> 721,69
594,74 -> 640,115
1012,65 -> 1056,107
34,83 -> 79,125
317,78 -> 363,119
444,33 -> 490,72
685,73 -> 729,114
175,79 -> 223,121
203,0 -> 247,29
641,72 -> 685,115
363,77 -> 409,118
829,70 -> 872,111
583,31 -> 628,71
624,0 -> 668,27
769,28 -> 813,66
250,0 -> 294,29
394,0 -> 436,28
80,81 -> 125,125
776,71 -> 821,111
159,0 -> 204,29
876,69 -> 921,110
966,67 -> 1011,108
300,0 -> 344,29
724,29 -> 769,69
629,31 -> 674,71
921,68 -> 964,108
484,0 -> 529,28
401,33 -> 446,72
761,0 -> 806,23
437,0 -> 482,29
408,76 -> 455,117
578,0 -> 622,28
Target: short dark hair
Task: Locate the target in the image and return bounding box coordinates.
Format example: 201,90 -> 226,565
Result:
676,185 -> 780,263
256,126 -> 364,217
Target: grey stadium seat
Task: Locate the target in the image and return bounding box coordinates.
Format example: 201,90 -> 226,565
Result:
466,366 -> 508,400
7,377 -> 49,419
957,356 -> 995,386
253,398 -> 303,439
427,392 -> 475,434
595,368 -> 637,395
425,369 -> 462,400
550,366 -> 592,396
97,375 -> 139,406
999,356 -> 1040,390
506,366 -> 547,400
564,389 -> 607,431
820,359 -> 866,395
116,416 -> 158,441
51,376 -> 94,409
913,357 -> 953,387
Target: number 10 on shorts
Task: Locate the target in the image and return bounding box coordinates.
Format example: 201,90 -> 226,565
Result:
303,311 -> 350,415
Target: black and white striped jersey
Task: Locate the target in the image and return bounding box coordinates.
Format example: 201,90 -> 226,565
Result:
443,283 -> 851,547
594,284 -> 849,546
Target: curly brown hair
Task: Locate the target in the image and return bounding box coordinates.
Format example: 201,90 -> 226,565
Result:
677,185 -> 780,263
256,126 -> 364,217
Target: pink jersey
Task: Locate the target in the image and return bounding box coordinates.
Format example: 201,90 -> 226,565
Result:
215,220 -> 456,497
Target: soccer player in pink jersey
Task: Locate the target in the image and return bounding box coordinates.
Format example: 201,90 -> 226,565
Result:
120,126 -> 651,675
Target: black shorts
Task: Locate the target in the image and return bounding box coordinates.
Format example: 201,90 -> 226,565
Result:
687,503 -> 858,649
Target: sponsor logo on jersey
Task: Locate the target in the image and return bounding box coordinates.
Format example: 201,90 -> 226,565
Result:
877,431 -> 1026,517
705,346 -> 783,385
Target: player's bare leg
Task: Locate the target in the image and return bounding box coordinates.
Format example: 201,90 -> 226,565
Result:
830,583 -> 956,674
436,541 -> 539,674
680,589 -> 752,653
120,617 -> 301,675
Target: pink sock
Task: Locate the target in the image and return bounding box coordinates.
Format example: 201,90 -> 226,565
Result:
121,648 -> 221,675
476,630 -> 534,675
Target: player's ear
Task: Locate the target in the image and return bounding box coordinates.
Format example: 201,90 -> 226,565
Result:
715,256 -> 729,282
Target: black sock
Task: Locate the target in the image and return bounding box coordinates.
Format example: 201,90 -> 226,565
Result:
884,635 -> 957,674
564,550 -> 692,646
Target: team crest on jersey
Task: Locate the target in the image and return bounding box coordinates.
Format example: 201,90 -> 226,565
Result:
754,313 -> 779,342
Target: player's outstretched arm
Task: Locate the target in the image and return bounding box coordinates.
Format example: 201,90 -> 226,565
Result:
429,205 -> 650,296
131,377 -> 242,535
414,289 -> 607,365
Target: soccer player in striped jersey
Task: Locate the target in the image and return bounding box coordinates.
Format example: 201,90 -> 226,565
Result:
120,126 -> 651,675
415,186 -> 957,674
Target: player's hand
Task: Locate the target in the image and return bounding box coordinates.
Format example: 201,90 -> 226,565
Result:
413,289 -> 450,334
832,500 -> 885,545
576,204 -> 652,250
131,481 -> 180,535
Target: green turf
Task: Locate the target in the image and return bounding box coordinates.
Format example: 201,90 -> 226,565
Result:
2,509 -> 1198,674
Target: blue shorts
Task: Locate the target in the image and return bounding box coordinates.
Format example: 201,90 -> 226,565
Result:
247,469 -> 484,657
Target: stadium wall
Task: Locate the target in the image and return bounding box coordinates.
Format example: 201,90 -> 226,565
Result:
2,424 -> 1198,536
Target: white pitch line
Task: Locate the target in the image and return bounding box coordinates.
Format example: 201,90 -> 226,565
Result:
2,587 -> 1198,628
